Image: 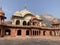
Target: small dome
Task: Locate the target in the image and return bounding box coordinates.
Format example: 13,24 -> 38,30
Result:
0,8 -> 5,16
53,18 -> 59,24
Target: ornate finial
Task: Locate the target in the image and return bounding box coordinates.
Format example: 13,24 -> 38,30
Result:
0,7 -> 2,10
24,4 -> 27,10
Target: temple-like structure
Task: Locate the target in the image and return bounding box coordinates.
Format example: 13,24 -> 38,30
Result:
0,8 -> 60,37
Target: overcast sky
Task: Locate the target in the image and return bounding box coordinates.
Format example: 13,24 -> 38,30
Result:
0,0 -> 60,21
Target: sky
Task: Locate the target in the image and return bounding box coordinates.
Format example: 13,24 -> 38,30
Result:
0,0 -> 60,21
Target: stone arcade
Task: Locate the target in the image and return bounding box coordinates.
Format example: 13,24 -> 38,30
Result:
0,8 -> 60,37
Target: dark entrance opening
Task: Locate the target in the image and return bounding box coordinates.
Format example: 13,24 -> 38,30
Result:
35,31 -> 36,35
0,29 -> 1,35
27,22 -> 31,26
5,29 -> 11,36
33,31 -> 34,35
23,21 -> 26,25
37,31 -> 38,35
54,31 -> 56,36
50,31 -> 52,36
43,31 -> 46,36
26,30 -> 29,35
16,20 -> 20,25
17,30 -> 21,35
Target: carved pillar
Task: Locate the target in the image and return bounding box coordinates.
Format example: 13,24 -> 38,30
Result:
31,29 -> 33,36
40,31 -> 43,36
11,29 -> 17,37
21,29 -> 26,37
1,29 -> 5,37
29,30 -> 31,36
45,31 -> 50,37
58,31 -> 60,36
38,30 -> 39,36
55,31 -> 59,36
52,31 -> 55,36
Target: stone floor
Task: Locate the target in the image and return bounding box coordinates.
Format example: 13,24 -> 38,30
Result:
0,36 -> 60,45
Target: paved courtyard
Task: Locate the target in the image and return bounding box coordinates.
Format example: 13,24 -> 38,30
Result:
0,36 -> 60,45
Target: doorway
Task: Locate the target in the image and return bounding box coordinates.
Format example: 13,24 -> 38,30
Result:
17,30 -> 21,35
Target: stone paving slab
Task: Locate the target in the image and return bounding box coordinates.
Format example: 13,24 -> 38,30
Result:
0,37 -> 60,45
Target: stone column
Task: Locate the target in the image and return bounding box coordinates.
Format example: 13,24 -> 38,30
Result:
0,30 -> 1,37
45,31 -> 50,37
39,30 -> 40,35
40,31 -> 43,36
52,31 -> 55,36
11,29 -> 17,37
1,29 -> 5,37
21,29 -> 26,37
38,30 -> 39,36
58,31 -> 60,36
55,31 -> 59,36
29,30 -> 31,36
31,30 -> 33,36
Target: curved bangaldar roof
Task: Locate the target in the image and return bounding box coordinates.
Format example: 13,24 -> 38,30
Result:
35,15 -> 42,20
13,8 -> 33,17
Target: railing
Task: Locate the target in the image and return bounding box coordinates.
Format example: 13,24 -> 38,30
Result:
0,22 -> 60,30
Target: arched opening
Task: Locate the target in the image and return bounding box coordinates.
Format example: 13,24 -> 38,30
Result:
58,31 -> 60,36
50,31 -> 52,36
43,31 -> 46,36
35,31 -> 36,35
26,30 -> 29,35
17,30 -> 21,35
33,31 -> 34,35
16,20 -> 20,25
0,29 -> 1,35
57,31 -> 59,36
27,22 -> 31,26
5,29 -> 11,36
54,31 -> 56,36
33,22 -> 35,25
37,31 -> 38,35
23,21 -> 26,25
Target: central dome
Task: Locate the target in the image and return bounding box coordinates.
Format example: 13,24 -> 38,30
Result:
13,8 -> 32,17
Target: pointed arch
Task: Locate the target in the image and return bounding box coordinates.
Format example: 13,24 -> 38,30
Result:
26,30 -> 29,35
17,30 -> 21,35
5,29 -> 11,36
43,31 -> 46,36
16,20 -> 20,25
50,31 -> 52,36
23,21 -> 27,25
27,22 -> 31,26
